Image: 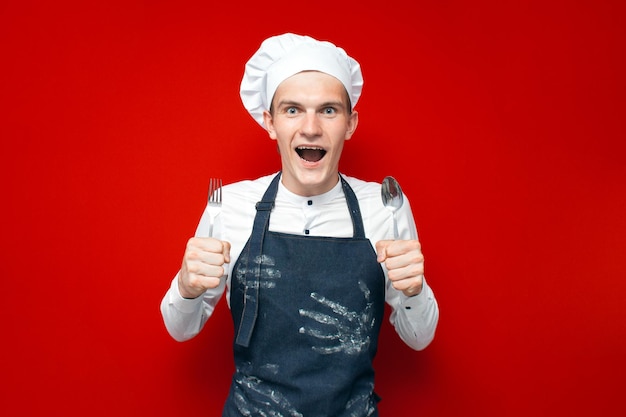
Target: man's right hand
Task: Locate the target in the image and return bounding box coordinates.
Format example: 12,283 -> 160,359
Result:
178,237 -> 231,299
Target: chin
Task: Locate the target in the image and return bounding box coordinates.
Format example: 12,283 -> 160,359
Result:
294,168 -> 336,192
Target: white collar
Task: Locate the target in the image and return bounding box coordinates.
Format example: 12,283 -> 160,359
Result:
278,176 -> 343,206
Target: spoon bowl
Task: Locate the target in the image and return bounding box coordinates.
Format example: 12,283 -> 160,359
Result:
381,176 -> 404,238
381,176 -> 404,209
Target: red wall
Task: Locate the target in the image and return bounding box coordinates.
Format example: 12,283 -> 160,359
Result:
2,1 -> 625,416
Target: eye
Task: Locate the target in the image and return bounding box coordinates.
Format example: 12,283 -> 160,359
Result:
286,107 -> 298,115
322,107 -> 337,115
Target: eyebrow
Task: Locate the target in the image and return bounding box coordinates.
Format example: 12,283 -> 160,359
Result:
274,100 -> 300,108
275,100 -> 346,109
319,101 -> 345,108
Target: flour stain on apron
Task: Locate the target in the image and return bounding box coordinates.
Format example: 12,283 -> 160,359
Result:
232,362 -> 303,417
234,253 -> 282,291
299,280 -> 374,355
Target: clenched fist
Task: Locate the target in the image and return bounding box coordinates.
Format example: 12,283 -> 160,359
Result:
179,237 -> 231,299
376,239 -> 424,297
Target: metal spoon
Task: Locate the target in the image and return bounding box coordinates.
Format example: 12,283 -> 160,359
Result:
381,176 -> 404,239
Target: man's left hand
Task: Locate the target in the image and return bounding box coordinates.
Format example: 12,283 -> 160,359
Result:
376,239 -> 424,297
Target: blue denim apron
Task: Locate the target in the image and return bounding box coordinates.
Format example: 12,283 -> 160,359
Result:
223,173 -> 385,417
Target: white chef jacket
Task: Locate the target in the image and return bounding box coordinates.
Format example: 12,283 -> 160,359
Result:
161,173 -> 439,350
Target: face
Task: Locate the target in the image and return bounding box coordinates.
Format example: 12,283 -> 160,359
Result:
263,71 -> 358,197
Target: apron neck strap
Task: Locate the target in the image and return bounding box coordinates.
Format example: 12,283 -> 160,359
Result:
339,174 -> 366,239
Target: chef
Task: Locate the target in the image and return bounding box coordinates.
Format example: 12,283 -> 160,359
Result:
160,33 -> 439,416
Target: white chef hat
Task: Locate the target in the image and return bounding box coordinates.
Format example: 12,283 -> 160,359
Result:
240,33 -> 363,128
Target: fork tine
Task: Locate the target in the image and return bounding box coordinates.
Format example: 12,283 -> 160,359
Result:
208,178 -> 222,204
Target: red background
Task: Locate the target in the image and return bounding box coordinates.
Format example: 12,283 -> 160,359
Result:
2,1 -> 625,416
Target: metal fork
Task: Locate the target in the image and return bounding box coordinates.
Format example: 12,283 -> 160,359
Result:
207,178 -> 223,237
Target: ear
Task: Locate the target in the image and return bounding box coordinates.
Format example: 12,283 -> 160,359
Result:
263,110 -> 277,140
344,110 -> 359,141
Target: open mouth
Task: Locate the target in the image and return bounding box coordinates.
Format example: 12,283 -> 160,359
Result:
296,146 -> 327,163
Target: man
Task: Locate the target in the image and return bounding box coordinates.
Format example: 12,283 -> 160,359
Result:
161,33 -> 439,416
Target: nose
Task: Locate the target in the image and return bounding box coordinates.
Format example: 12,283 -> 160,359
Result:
300,110 -> 322,137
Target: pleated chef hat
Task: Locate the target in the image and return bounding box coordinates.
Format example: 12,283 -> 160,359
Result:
240,33 -> 363,128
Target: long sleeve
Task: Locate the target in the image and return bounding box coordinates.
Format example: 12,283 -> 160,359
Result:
382,213 -> 439,350
160,273 -> 226,342
385,277 -> 439,350
159,177 -> 268,342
